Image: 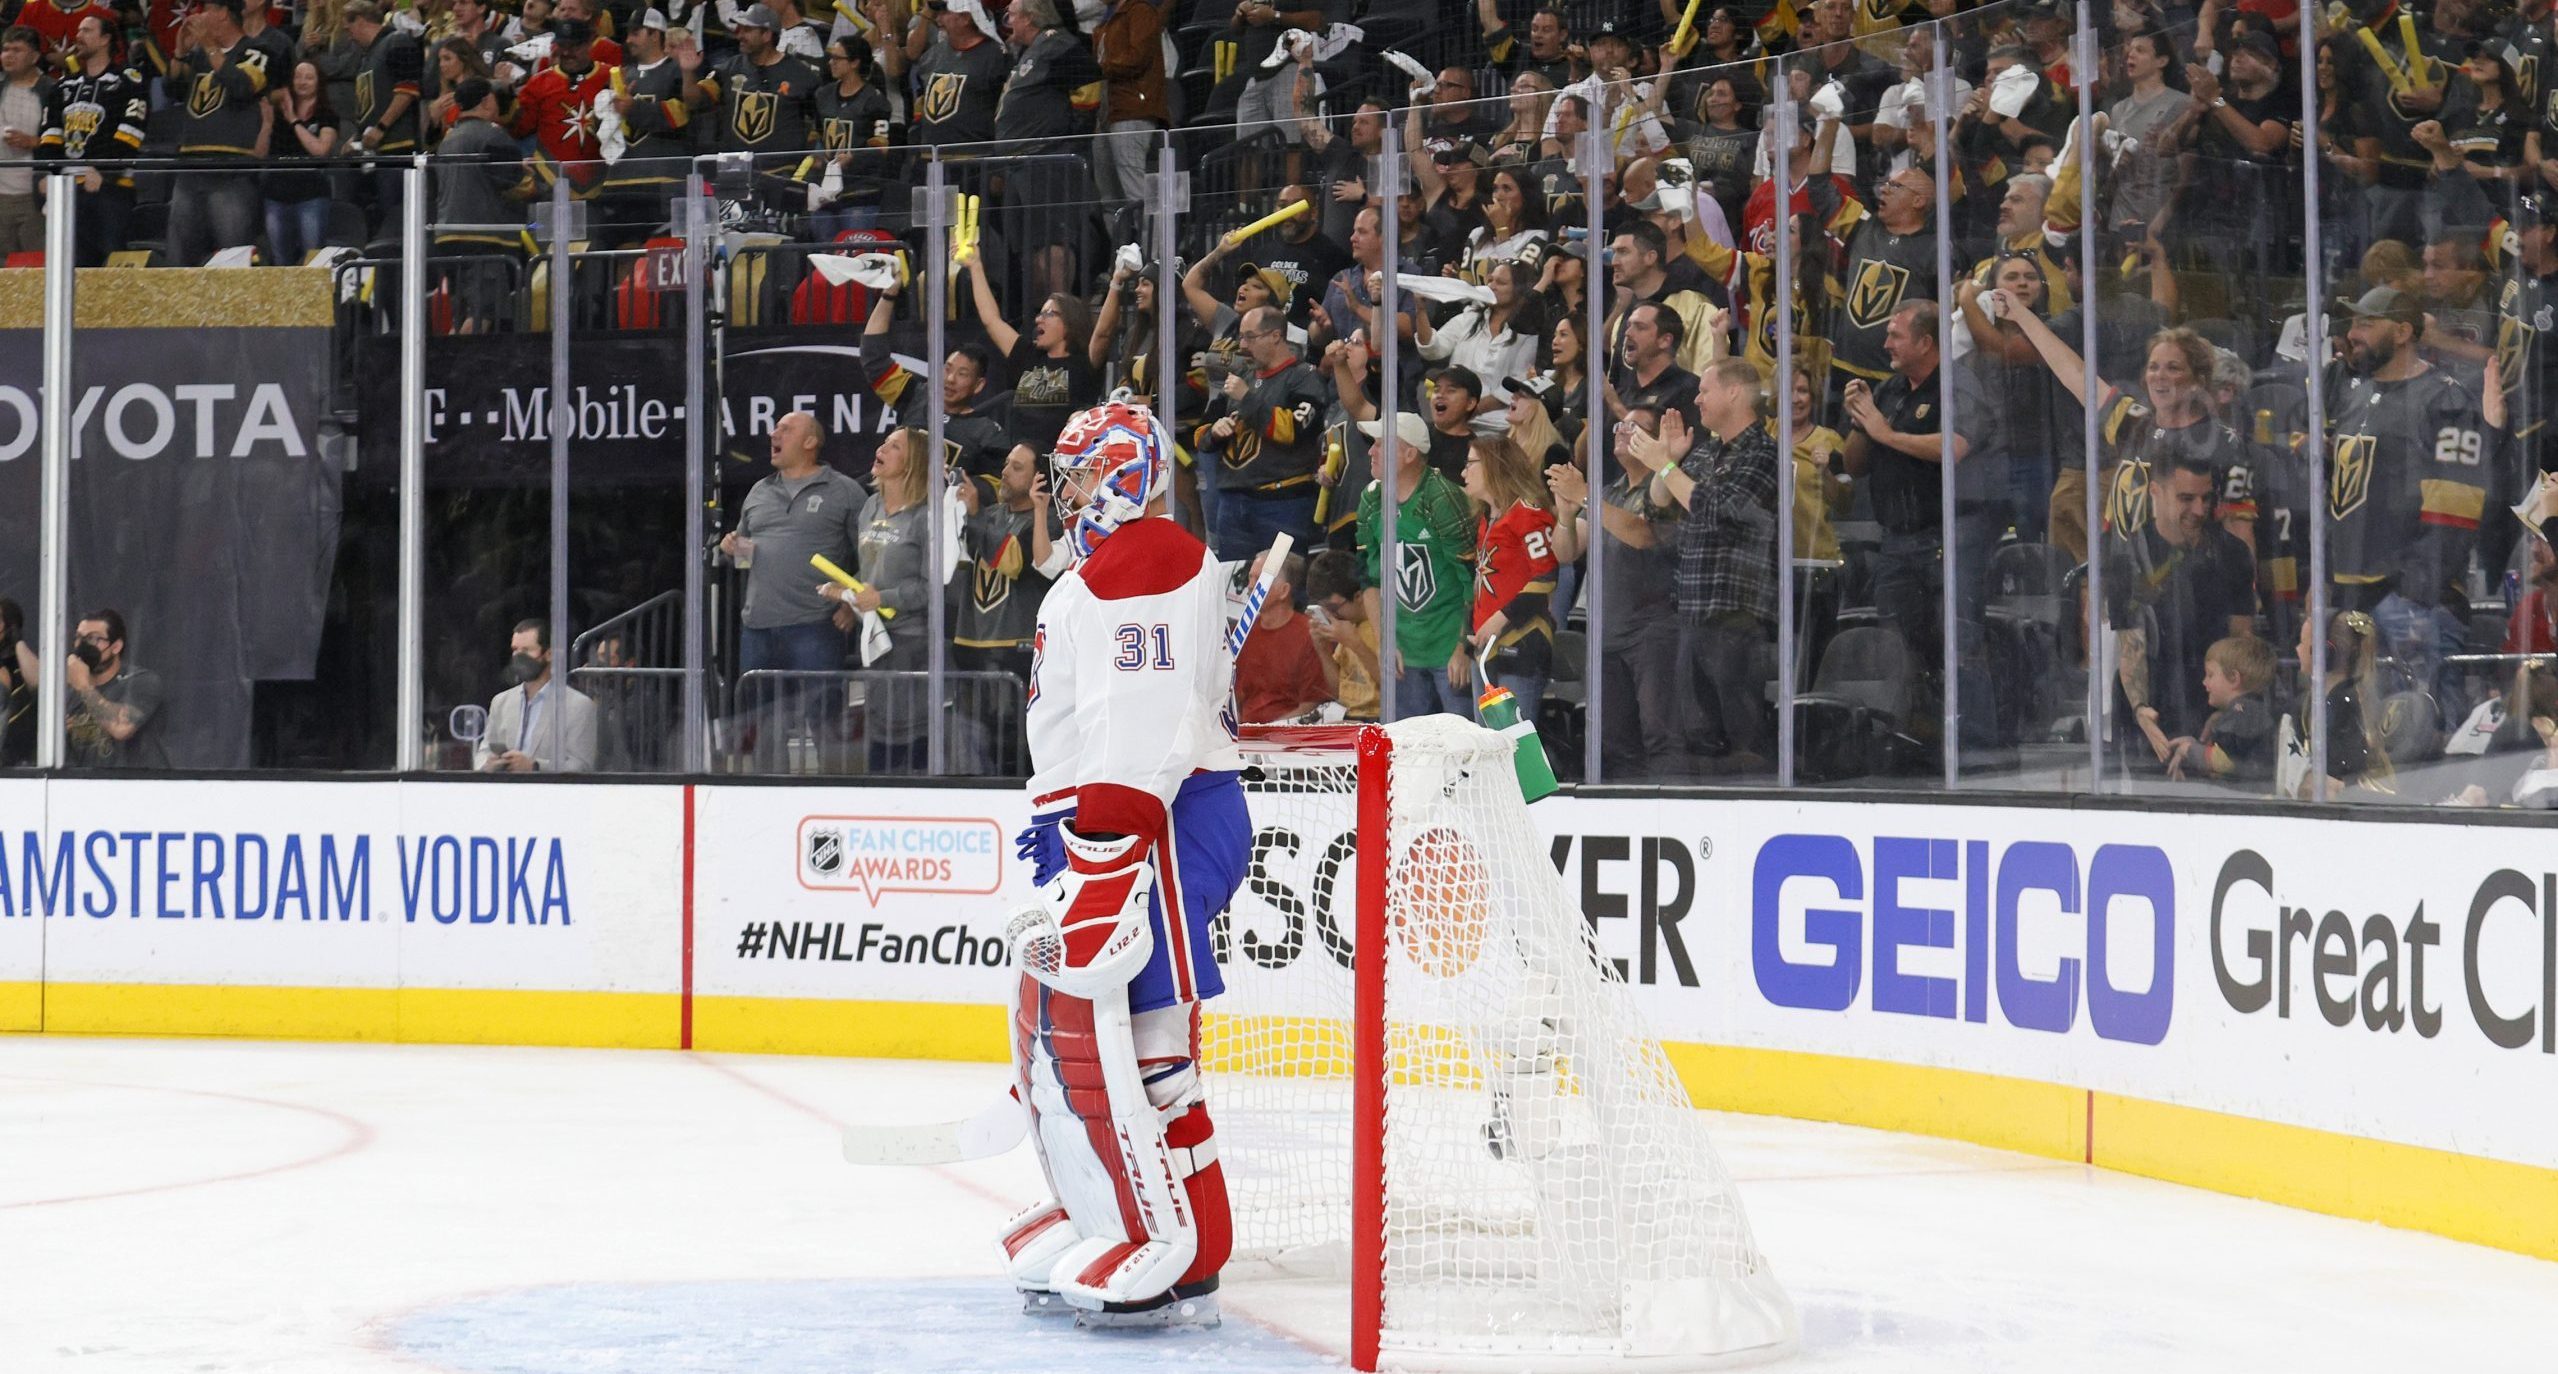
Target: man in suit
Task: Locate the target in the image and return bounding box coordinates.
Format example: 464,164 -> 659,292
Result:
474,617 -> 598,772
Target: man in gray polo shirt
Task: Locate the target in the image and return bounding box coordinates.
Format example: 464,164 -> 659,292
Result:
720,412 -> 867,753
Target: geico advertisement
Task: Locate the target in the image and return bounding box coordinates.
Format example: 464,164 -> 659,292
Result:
0,780 -> 681,993
1541,796 -> 2558,1171
691,786 -> 1034,1000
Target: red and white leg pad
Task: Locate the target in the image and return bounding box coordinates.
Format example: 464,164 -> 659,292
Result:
1003,974 -> 1232,1319
996,1200 -> 1082,1312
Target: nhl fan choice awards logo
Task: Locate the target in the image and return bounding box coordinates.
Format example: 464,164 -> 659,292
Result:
796,814 -> 1003,906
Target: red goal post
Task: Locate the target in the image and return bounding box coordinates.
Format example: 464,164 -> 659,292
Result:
1219,720 -> 1795,1373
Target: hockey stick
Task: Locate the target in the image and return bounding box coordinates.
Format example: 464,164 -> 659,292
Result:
840,534 -> 1296,1168
1223,531 -> 1296,659
843,1087 -> 1030,1165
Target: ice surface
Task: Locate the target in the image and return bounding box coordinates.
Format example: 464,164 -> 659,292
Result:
2,1035 -> 2552,1374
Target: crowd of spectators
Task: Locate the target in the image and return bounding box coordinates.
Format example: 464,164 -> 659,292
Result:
16,0 -> 2558,805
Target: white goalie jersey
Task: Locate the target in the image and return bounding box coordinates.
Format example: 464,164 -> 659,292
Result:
1023,517 -> 1243,844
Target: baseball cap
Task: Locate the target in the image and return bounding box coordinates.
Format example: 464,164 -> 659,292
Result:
1587,17 -> 1635,46
929,0 -> 999,40
1514,375 -> 1566,419
553,16 -> 596,44
731,2 -> 777,28
2516,194 -> 2558,230
1357,412 -> 1435,452
1235,262 -> 1295,305
1430,137 -> 1489,167
2344,285 -> 2424,328
2231,28 -> 2280,65
635,7 -> 669,29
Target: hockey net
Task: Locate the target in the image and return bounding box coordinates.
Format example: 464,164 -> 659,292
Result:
1204,717 -> 1796,1372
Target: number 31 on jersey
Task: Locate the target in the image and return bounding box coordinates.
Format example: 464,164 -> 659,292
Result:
1114,623 -> 1176,671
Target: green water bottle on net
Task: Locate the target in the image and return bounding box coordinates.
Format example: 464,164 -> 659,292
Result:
1476,683 -> 1558,803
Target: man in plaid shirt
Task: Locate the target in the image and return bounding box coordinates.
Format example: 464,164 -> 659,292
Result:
1647,358 -> 1782,775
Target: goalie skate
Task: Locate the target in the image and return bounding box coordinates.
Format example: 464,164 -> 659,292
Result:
1069,1277 -> 1223,1330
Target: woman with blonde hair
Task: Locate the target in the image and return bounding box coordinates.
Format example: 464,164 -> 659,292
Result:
301,0 -> 364,135
2280,610 -> 2390,800
1504,379 -> 1572,470
1459,434 -> 1560,726
824,426 -> 936,770
1490,70 -> 1555,165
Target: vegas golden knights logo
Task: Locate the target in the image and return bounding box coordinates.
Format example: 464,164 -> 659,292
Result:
356,70 -> 377,121
2521,55 -> 2541,106
189,72 -> 227,117
972,561 -> 1010,615
1846,259 -> 1910,331
2107,460 -> 2151,535
1753,283 -> 1812,361
1223,430 -> 1262,472
1541,172 -> 1576,217
823,117 -> 852,153
733,90 -> 777,144
2498,309 -> 2534,419
2330,433 -> 2378,519
918,72 -> 965,123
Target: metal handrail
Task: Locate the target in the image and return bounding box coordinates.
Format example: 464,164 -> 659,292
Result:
575,590 -> 686,667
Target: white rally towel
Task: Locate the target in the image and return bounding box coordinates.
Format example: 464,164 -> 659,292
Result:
808,251 -> 907,290
1988,61 -> 2040,120
806,158 -> 843,211
941,483 -> 970,586
1383,49 -> 1434,101
1395,275 -> 1496,307
596,94 -> 628,164
855,609 -> 894,666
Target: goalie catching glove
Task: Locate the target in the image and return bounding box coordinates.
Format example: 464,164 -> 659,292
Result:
1007,825 -> 1155,998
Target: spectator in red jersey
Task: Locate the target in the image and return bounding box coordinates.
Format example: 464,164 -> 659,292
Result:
1233,549 -> 1336,724
510,16 -> 609,192
11,0 -> 114,68
1460,433 -> 1560,726
2506,476 -> 2558,657
546,0 -> 623,67
1739,100 -> 1855,256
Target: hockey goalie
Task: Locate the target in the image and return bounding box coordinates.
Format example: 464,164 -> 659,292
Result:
998,400 -> 1250,1327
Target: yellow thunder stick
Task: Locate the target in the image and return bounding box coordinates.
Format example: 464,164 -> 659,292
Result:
812,553 -> 898,620
1220,198 -> 1311,249
949,193 -> 981,269
1667,0 -> 1706,57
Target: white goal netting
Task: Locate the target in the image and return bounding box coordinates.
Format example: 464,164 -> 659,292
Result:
1205,717 -> 1796,1371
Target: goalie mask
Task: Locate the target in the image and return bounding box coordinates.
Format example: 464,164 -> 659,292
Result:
1051,399 -> 1172,561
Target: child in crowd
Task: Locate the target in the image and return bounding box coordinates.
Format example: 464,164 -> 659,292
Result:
2167,634 -> 2276,785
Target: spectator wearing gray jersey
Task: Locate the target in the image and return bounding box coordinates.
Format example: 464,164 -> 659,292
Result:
721,411 -> 868,757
